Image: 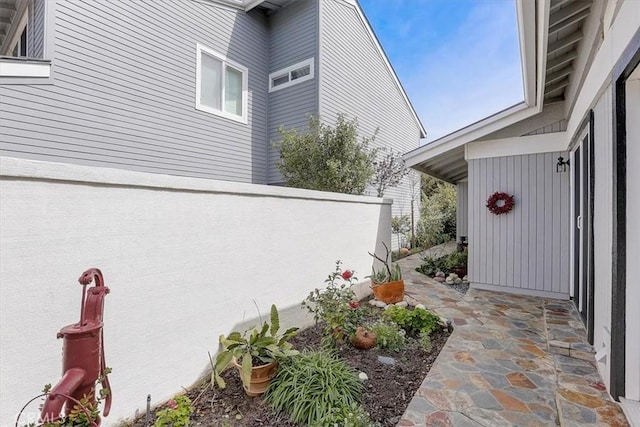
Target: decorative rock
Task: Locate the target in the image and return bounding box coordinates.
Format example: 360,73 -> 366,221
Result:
358,372 -> 369,381
447,273 -> 459,280
374,300 -> 387,308
368,299 -> 378,306
415,304 -> 426,310
435,277 -> 445,282
436,271 -> 445,278
454,278 -> 462,285
463,275 -> 469,281
384,304 -> 394,310
395,301 -> 408,307
378,356 -> 396,366
400,247 -> 410,255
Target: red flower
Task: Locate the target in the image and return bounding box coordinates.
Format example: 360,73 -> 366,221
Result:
167,399 -> 177,410
341,270 -> 353,280
349,301 -> 360,309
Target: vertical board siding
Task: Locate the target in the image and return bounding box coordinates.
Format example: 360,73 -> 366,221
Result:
592,85 -> 613,357
267,0 -> 318,183
468,153 -> 570,296
27,0 -> 45,58
0,0 -> 269,184
456,181 -> 468,240
319,0 -> 422,221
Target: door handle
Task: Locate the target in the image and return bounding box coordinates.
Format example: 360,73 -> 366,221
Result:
577,215 -> 582,230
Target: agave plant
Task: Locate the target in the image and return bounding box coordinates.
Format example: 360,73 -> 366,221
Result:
211,304 -> 299,389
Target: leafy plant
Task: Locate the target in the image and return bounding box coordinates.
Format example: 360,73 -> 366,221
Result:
275,114 -> 378,195
315,402 -> 379,427
382,306 -> 441,337
445,249 -> 468,271
154,395 -> 192,427
302,261 -> 364,342
265,350 -> 363,425
212,304 -> 299,389
415,254 -> 448,277
368,242 -> 402,284
418,332 -> 433,353
369,320 -> 406,352
371,148 -> 409,197
39,368 -> 112,427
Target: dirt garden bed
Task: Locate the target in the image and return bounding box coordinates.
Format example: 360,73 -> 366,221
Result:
131,304 -> 450,427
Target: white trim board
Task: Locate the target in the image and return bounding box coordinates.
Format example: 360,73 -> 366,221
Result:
0,157 -> 392,206
470,282 -> 570,300
465,132 -> 568,160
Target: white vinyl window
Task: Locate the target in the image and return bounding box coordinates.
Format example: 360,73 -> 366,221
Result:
195,43 -> 248,123
268,58 -> 314,92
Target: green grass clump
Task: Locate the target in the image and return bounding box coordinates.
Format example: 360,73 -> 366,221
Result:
265,350 -> 363,425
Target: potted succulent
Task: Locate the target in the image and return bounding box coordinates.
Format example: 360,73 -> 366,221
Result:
368,242 -> 405,304
211,304 -> 299,396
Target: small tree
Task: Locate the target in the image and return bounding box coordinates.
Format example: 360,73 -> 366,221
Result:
391,215 -> 411,249
275,115 -> 377,195
370,148 -> 409,197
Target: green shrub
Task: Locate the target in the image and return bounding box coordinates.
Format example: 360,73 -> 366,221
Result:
415,255 -> 448,276
275,115 -> 377,195
382,306 -> 441,337
445,250 -> 468,271
266,351 -> 363,425
369,320 -> 406,352
154,395 -> 192,427
314,402 -> 379,427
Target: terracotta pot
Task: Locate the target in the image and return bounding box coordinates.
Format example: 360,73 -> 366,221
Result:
371,279 -> 405,304
232,358 -> 278,397
350,327 -> 377,349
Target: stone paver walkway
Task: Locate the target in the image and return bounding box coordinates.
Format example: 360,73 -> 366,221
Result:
396,247 -> 629,427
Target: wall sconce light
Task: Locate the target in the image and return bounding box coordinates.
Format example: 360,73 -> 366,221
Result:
556,156 -> 570,173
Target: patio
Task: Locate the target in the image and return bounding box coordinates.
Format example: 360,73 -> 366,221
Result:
396,249 -> 629,427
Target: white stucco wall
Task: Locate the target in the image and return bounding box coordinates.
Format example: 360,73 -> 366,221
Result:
0,157 -> 392,426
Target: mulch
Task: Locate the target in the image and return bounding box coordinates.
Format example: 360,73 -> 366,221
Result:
131,313 -> 450,426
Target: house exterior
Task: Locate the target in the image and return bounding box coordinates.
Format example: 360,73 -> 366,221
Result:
0,0 -> 425,221
405,0 -> 639,422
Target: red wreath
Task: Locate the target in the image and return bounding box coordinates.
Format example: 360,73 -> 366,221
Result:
486,192 -> 515,215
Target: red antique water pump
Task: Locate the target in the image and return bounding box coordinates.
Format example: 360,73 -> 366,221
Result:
39,268 -> 112,425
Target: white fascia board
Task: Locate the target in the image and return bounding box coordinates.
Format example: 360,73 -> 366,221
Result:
0,60 -> 51,78
516,0 -> 537,107
566,0 -> 640,140
404,102 -> 535,167
339,0 -> 427,138
244,0 -> 265,11
536,0 -> 551,109
465,132 -> 568,160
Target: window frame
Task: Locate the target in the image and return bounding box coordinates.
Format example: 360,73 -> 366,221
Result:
268,58 -> 314,93
195,43 -> 248,124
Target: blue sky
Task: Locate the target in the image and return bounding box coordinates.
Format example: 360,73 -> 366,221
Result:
359,0 -> 524,142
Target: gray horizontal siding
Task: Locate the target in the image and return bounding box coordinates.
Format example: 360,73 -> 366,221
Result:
457,181 -> 468,241
0,0 -> 269,184
319,0 -> 422,218
27,0 -> 45,58
267,0 -> 318,183
468,153 -> 570,296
